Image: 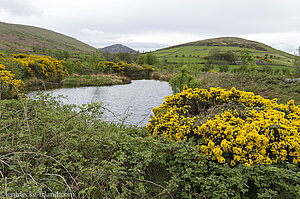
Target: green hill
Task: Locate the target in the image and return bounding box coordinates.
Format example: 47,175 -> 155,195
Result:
154,37 -> 295,69
0,21 -> 96,52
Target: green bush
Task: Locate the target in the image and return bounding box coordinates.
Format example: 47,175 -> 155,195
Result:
218,64 -> 229,72
169,65 -> 201,94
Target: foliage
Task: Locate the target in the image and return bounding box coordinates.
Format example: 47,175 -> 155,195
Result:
257,65 -> 273,74
197,72 -> 300,104
169,65 -> 201,94
0,63 -> 25,99
95,60 -> 155,78
63,74 -> 131,87
282,68 -> 291,75
12,54 -> 69,81
147,87 -> 300,167
115,52 -> 134,63
208,51 -> 238,64
0,53 -> 69,81
0,53 -> 69,99
238,49 -> 257,72
136,53 -> 160,65
0,95 -> 299,198
294,46 -> 300,77
218,63 -> 229,72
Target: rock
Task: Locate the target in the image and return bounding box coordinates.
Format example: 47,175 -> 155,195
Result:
284,78 -> 300,84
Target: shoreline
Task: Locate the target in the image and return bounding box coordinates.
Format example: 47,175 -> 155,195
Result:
25,71 -> 171,92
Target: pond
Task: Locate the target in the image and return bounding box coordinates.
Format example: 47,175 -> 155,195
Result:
28,80 -> 173,126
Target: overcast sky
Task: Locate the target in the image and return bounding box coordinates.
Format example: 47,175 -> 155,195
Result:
0,0 -> 299,53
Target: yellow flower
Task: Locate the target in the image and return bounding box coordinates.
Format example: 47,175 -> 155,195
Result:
147,87 -> 300,166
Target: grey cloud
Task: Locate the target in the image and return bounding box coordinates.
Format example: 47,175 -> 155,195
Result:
121,42 -> 168,52
0,0 -> 40,16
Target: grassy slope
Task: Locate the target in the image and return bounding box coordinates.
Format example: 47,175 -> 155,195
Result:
154,37 -> 295,69
0,21 -> 96,52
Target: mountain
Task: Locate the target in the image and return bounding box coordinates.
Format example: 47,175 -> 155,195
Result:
0,21 -> 96,52
99,44 -> 137,54
154,37 -> 295,68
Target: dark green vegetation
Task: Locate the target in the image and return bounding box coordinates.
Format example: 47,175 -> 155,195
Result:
1,95 -> 299,198
0,22 -> 96,52
153,37 -> 295,72
169,65 -> 201,94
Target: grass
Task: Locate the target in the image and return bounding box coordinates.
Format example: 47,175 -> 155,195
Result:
153,37 -> 296,71
195,72 -> 300,104
62,73 -> 131,87
0,22 -> 97,52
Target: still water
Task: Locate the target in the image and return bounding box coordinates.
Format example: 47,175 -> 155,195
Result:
28,80 -> 172,126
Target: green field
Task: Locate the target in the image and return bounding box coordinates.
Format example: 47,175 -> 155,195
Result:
153,37 -> 296,72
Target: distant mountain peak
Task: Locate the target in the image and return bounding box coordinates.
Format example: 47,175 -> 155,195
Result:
99,44 -> 137,54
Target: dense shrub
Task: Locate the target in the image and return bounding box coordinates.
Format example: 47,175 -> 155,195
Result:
0,53 -> 69,81
258,65 -> 273,74
218,64 -> 229,72
169,66 -> 201,94
95,61 -> 155,79
147,87 -> 300,167
12,54 -> 69,80
0,63 -> 25,99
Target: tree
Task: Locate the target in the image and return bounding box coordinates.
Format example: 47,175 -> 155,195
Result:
116,52 -> 133,63
136,54 -> 147,65
294,46 -> 300,77
146,53 -> 159,65
62,50 -> 70,60
136,53 -> 159,65
238,49 -> 256,73
218,63 -> 229,72
169,65 -> 201,94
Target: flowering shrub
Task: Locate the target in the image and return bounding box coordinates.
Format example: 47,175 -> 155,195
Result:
140,65 -> 155,72
256,56 -> 272,63
147,87 -> 300,166
0,63 -> 25,99
12,54 -> 69,80
96,61 -> 155,74
208,70 -> 217,73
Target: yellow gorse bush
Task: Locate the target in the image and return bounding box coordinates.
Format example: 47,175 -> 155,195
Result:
0,63 -> 25,94
140,65 -> 155,72
147,87 -> 300,166
208,70 -> 217,73
12,54 -> 69,79
96,61 -> 155,74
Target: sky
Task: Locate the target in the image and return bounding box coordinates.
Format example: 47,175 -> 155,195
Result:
0,0 -> 300,53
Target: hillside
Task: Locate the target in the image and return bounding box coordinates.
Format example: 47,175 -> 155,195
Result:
0,22 -> 96,52
100,44 -> 137,54
154,37 -> 295,69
